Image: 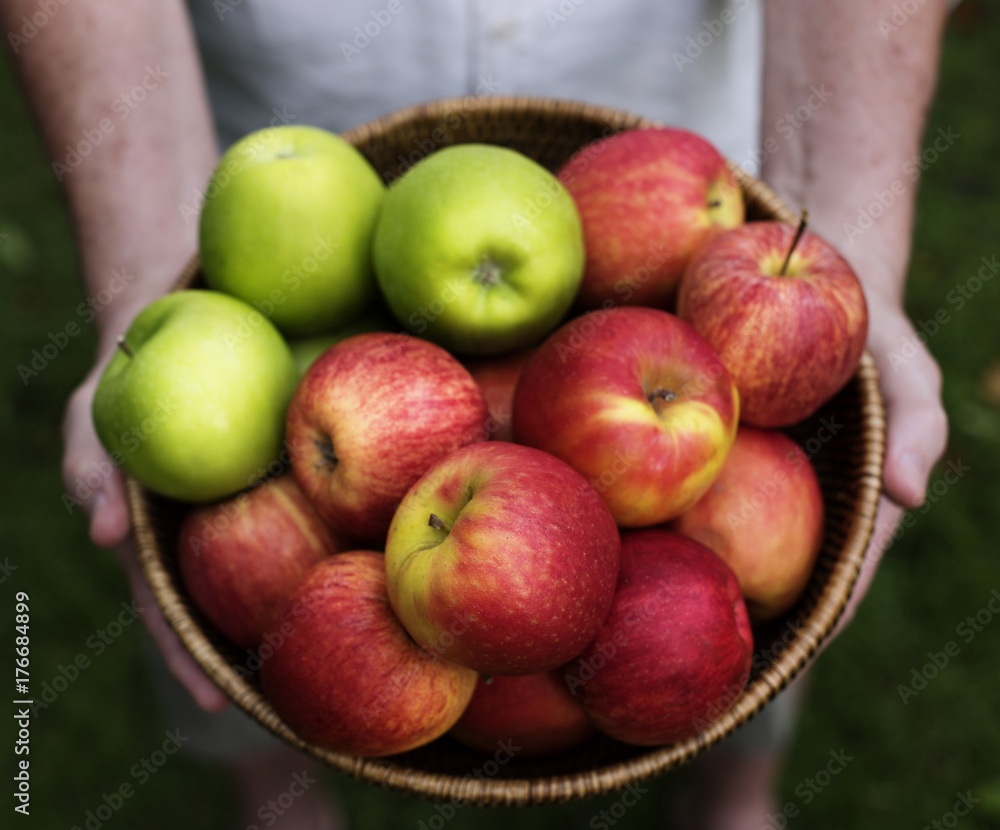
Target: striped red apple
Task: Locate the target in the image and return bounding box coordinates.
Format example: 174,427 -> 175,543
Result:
678,220 -> 868,427
261,551 -> 477,757
285,332 -> 487,541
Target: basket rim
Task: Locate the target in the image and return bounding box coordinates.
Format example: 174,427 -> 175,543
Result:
127,95 -> 884,806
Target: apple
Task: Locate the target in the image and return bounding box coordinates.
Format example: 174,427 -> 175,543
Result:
557,127 -> 744,311
260,551 -> 477,757
513,307 -> 739,527
286,332 -> 487,540
92,290 -> 298,502
670,427 -> 824,622
199,125 -> 385,337
677,220 -> 868,427
372,144 -> 585,355
384,442 -> 621,676
451,672 -> 596,758
462,348 -> 534,442
567,529 -> 753,746
177,475 -> 343,648
287,311 -> 393,375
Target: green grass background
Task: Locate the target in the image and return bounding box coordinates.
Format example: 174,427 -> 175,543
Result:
2,3 -> 999,828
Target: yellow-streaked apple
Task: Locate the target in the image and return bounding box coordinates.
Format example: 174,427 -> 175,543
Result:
385,442 -> 620,676
512,307 -> 739,526
558,127 -> 744,311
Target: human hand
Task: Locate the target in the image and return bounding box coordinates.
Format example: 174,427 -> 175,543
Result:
834,286 -> 948,631
62,361 -> 229,712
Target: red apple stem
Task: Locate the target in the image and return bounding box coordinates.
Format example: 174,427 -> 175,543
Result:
779,209 -> 809,276
648,387 -> 678,404
707,198 -> 722,209
116,334 -> 134,358
481,674 -> 494,685
428,513 -> 451,533
313,436 -> 338,471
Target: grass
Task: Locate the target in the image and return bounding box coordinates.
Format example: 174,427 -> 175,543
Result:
2,4 -> 1000,828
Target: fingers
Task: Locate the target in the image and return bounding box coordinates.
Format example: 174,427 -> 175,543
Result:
61,373 -> 131,549
116,541 -> 230,712
870,316 -> 949,509
838,496 -> 903,632
66,368 -> 229,712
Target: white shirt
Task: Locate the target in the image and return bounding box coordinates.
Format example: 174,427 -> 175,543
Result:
188,0 -> 762,169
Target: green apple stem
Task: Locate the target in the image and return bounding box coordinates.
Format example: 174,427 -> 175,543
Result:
116,335 -> 134,358
779,209 -> 809,276
473,257 -> 503,287
428,513 -> 451,533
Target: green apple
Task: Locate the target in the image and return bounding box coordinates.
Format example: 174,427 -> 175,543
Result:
199,125 -> 386,337
372,144 -> 585,355
286,312 -> 393,375
92,290 -> 299,502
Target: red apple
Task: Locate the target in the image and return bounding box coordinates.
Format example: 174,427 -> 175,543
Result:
677,221 -> 868,427
260,551 -> 477,757
450,671 -> 596,758
568,529 -> 753,746
286,332 -> 487,540
178,475 -> 341,648
558,127 -> 744,310
462,348 -> 534,442
384,442 -> 621,676
512,307 -> 739,526
671,427 -> 824,622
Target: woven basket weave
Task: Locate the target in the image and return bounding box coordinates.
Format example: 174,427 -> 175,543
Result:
126,97 -> 885,806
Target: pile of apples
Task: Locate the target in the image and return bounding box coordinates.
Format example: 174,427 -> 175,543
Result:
92,123 -> 868,759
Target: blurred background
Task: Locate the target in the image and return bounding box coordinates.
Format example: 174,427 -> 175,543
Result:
2,2 -> 999,828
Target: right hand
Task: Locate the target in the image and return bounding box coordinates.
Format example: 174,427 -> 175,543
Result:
62,366 -> 230,712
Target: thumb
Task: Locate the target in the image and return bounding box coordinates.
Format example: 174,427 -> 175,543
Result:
61,371 -> 131,549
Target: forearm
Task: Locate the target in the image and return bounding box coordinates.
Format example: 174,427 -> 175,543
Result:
761,0 -> 951,511
2,0 -> 218,362
761,0 -> 950,306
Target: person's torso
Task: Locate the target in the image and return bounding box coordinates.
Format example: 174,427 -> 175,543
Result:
188,0 -> 762,166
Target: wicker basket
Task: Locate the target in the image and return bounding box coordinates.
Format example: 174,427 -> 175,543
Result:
126,97 -> 885,806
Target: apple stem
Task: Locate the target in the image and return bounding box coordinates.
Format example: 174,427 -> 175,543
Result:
473,257 -> 503,287
648,387 -> 678,404
428,513 -> 451,533
313,436 -> 338,472
779,209 -> 809,276
707,199 -> 722,209
116,335 -> 134,358
481,674 -> 494,685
